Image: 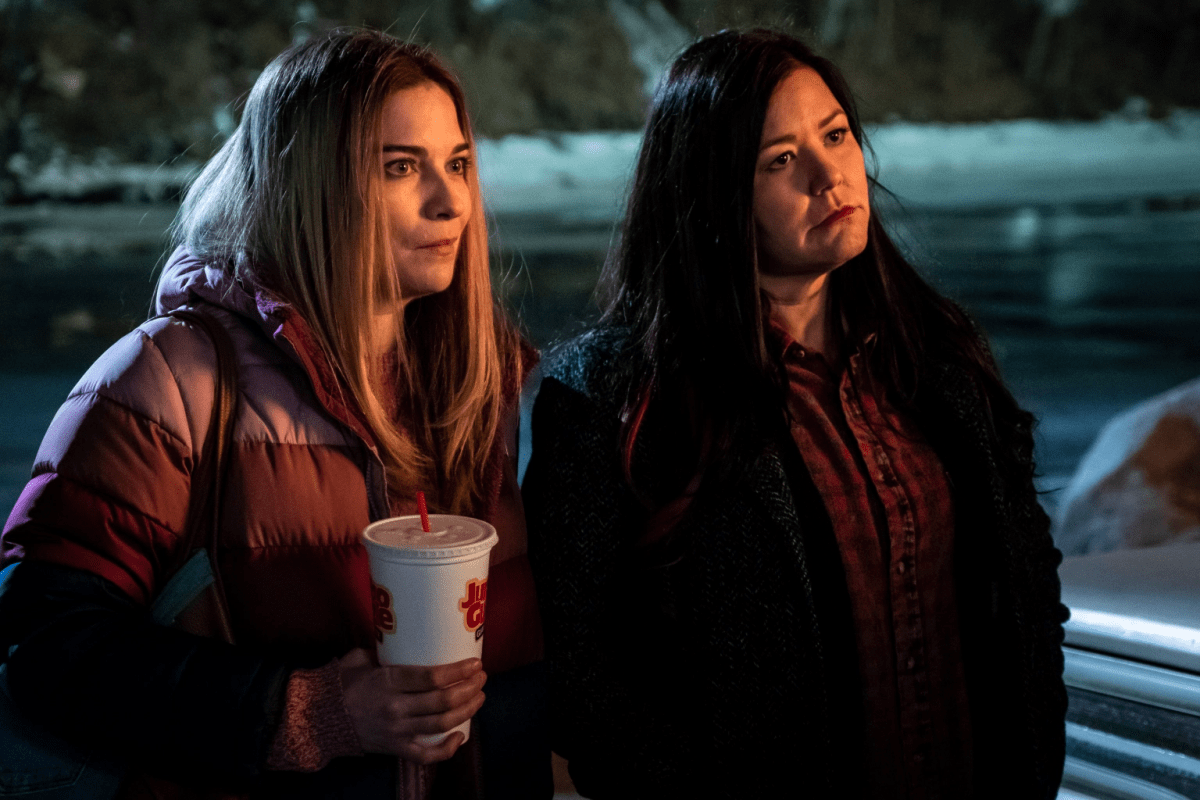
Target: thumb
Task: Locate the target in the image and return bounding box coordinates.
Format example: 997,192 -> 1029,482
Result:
339,647 -> 375,670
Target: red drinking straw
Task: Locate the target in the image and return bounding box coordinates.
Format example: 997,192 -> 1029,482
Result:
417,491 -> 431,533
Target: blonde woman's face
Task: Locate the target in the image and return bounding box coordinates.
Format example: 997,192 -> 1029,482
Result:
378,83 -> 471,304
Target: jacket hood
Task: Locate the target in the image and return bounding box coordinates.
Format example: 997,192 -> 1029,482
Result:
156,248 -> 252,317
154,248 -> 295,338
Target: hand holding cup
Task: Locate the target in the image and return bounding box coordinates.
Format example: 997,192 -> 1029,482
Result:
338,647 -> 487,764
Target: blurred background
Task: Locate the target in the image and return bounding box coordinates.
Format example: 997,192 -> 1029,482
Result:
1,0 -> 1199,549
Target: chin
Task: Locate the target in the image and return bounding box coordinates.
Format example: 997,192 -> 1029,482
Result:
397,261 -> 457,302
834,233 -> 870,266
404,281 -> 455,303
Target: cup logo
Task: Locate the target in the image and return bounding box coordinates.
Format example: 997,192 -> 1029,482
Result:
372,583 -> 395,643
459,578 -> 487,640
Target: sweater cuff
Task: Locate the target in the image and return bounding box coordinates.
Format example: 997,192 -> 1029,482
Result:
266,660 -> 363,772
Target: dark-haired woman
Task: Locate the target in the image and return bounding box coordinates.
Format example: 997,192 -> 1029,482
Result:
524,29 -> 1066,799
0,29 -> 548,800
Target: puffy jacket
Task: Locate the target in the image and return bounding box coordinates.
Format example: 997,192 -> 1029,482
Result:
0,249 -> 539,798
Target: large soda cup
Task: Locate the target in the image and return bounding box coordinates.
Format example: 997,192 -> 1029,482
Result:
362,514 -> 499,744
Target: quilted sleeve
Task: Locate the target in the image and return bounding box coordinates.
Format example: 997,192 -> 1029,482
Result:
3,317 -> 216,602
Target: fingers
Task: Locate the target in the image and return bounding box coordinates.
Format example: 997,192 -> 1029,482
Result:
401,669 -> 487,717
398,731 -> 466,765
384,657 -> 483,692
378,673 -> 486,737
399,683 -> 487,736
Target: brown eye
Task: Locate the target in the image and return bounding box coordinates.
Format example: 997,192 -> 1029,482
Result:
385,159 -> 414,177
827,128 -> 850,145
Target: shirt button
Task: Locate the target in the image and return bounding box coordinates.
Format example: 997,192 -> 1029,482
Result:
897,561 -> 906,574
907,656 -> 916,671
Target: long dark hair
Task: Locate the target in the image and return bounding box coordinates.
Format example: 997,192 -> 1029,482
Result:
600,28 -> 1027,502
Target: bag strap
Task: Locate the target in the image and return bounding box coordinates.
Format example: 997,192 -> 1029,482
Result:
151,550 -> 216,628
166,307 -> 239,644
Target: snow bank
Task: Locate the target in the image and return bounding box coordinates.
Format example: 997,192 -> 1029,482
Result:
476,132 -> 642,221
10,150 -> 200,203
11,110 -> 1200,218
867,110 -> 1200,208
476,110 -> 1200,219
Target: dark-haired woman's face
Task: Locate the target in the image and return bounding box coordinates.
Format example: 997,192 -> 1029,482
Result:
753,66 -> 869,279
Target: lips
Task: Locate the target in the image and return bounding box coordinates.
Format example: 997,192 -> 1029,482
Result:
417,238 -> 457,249
815,206 -> 856,228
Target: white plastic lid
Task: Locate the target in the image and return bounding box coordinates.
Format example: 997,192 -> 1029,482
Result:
362,514 -> 498,561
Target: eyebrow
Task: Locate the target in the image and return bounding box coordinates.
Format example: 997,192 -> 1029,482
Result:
381,142 -> 471,156
758,109 -> 847,151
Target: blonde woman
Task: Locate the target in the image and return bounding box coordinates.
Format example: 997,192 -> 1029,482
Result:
0,29 -> 546,799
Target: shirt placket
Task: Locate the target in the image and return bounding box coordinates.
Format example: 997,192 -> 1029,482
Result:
841,366 -> 940,800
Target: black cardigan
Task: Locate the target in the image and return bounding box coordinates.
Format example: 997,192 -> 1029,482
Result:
524,327 -> 1067,799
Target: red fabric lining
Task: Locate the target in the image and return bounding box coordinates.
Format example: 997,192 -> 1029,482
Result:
275,311 -> 381,453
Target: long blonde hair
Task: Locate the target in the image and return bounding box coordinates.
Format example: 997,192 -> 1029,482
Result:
171,28 -> 518,514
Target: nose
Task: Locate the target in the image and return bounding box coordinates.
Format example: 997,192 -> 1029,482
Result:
422,171 -> 468,221
800,148 -> 843,196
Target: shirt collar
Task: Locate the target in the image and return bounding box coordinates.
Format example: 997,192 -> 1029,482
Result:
765,318 -> 877,372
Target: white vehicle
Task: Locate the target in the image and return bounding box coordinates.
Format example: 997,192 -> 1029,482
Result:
1057,542 -> 1200,800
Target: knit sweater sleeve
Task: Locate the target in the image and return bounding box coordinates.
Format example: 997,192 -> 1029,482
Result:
923,358 -> 1068,799
523,373 -> 663,795
266,660 -> 364,772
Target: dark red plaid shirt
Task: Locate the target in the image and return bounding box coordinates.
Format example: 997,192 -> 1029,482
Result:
772,324 -> 974,800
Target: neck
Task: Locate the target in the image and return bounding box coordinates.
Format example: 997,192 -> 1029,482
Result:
371,309 -> 401,361
760,271 -> 837,362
